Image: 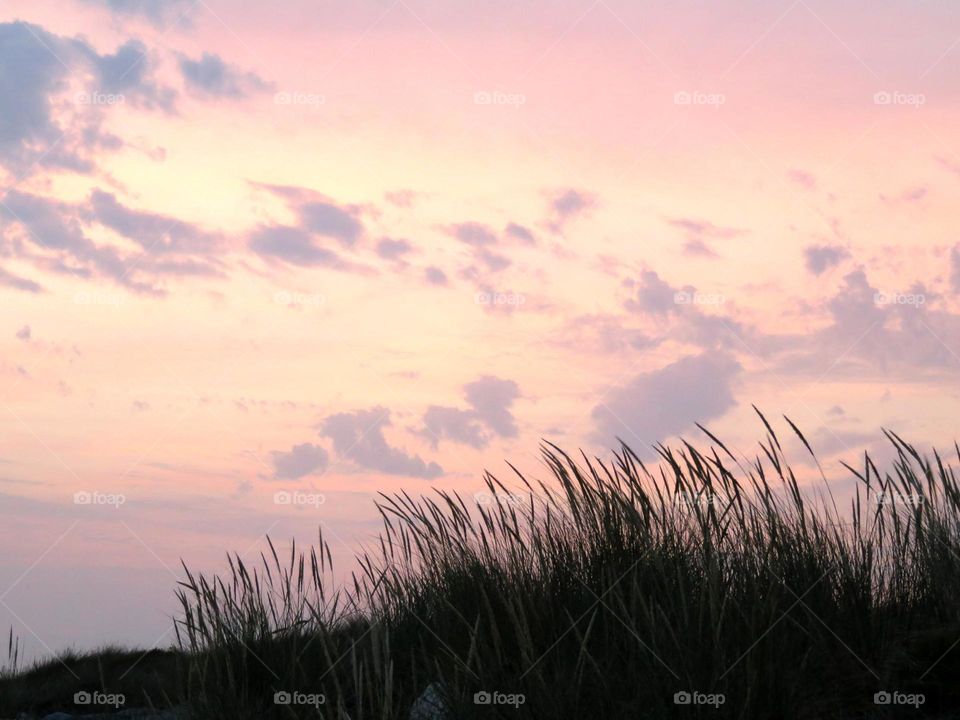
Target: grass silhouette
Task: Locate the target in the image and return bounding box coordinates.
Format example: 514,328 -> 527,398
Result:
3,411 -> 960,718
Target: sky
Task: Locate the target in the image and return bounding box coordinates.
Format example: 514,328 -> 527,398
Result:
2,0 -> 960,661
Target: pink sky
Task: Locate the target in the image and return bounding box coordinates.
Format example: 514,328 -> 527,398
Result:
2,0 -> 960,661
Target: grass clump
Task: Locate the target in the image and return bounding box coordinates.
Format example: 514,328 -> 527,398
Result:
174,413 -> 960,718
3,413 -> 959,718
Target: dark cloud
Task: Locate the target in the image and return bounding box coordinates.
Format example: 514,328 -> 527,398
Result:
0,22 -> 79,173
804,244 -> 848,275
249,225 -> 350,269
476,247 -> 511,271
546,189 -> 596,231
424,266 -> 448,286
179,52 -> 271,99
774,270 -> 960,376
1,189 -> 223,292
0,267 -> 43,293
449,222 -> 497,247
0,22 -> 175,175
422,406 -> 486,448
624,270 -> 681,315
248,185 -> 368,267
270,443 -> 329,480
89,189 -> 219,254
423,376 -> 520,448
320,407 -> 442,478
463,376 -> 520,438
376,237 -> 412,261
299,201 -> 364,246
91,39 -> 176,111
505,222 -> 535,245
951,245 -> 960,293
592,353 -> 741,450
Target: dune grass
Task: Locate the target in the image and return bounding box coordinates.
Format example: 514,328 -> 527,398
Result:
172,413 -> 960,718
3,413 -> 960,718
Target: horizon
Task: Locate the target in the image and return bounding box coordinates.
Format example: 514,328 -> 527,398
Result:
3,0 -> 960,666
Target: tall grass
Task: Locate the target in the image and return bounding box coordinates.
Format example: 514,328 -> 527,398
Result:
169,414 -> 960,717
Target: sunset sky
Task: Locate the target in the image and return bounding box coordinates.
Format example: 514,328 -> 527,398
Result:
3,0 -> 960,660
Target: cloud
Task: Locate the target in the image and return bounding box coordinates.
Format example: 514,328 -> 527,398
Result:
89,189 -> 219,254
476,247 -> 511,271
624,270 -> 682,315
15,325 -> 31,341
787,169 -> 817,190
249,226 -> 351,269
91,39 -> 177,111
668,217 -> 745,257
547,189 -> 595,231
2,189 -> 225,292
505,222 -> 535,245
320,407 -> 442,478
424,266 -> 448,286
773,269 -> 960,377
270,442 -> 329,480
804,244 -> 848,275
0,267 -> 43,293
247,186 -> 368,267
951,245 -> 960,293
376,237 -> 412,261
80,0 -> 196,26
592,353 -> 741,450
936,155 -> 960,180
449,222 -> 497,247
299,201 -> 364,246
179,52 -> 271,99
0,22 -> 176,175
0,22 -> 79,173
423,376 -> 520,448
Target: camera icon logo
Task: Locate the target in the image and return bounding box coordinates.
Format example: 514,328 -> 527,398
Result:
474,691 -> 492,705
874,691 -> 891,705
674,691 -> 692,705
74,691 -> 92,705
274,691 -> 292,705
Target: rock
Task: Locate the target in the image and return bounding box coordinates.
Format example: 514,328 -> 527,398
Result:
409,682 -> 450,720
